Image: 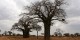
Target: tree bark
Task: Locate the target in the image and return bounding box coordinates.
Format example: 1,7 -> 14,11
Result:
37,31 -> 38,39
26,29 -> 30,37
23,29 -> 29,38
23,23 -> 30,38
44,22 -> 51,40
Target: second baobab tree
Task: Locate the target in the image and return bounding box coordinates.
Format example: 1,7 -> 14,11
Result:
11,15 -> 42,38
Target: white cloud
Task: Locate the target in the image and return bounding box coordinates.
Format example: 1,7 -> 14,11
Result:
64,16 -> 80,33
0,0 -> 21,20
0,20 -> 17,33
0,0 -> 22,33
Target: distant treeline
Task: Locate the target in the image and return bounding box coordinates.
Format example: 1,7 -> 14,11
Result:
0,32 -> 80,37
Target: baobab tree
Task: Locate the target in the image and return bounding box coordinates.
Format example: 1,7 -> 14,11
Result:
11,15 -> 41,38
3,31 -> 7,36
64,33 -> 70,37
54,28 -> 63,36
22,0 -> 66,40
8,31 -> 12,36
74,33 -> 80,36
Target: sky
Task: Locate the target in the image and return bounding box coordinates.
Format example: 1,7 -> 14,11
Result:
0,0 -> 80,35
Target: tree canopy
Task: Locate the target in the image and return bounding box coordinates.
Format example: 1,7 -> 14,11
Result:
11,14 -> 42,38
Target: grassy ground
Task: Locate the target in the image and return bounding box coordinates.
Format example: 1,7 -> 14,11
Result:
0,36 -> 80,40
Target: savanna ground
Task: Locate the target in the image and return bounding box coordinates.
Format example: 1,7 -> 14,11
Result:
0,36 -> 80,40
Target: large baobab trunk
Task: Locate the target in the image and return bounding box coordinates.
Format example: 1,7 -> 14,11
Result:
44,21 -> 51,40
23,30 -> 27,38
23,29 -> 29,38
26,29 -> 30,37
23,23 -> 30,38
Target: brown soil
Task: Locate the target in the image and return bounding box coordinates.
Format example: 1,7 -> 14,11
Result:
0,36 -> 80,40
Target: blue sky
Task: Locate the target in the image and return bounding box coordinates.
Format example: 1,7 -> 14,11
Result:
0,0 -> 80,35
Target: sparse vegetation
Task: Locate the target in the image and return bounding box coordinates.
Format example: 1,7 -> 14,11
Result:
0,36 -> 80,40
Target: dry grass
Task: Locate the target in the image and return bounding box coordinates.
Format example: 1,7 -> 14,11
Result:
0,36 -> 80,40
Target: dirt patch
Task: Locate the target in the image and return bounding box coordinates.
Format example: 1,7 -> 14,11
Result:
0,36 -> 80,40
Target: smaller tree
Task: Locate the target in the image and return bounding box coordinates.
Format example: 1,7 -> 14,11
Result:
70,34 -> 74,37
74,33 -> 80,36
11,15 -> 42,38
3,31 -> 7,36
54,28 -> 63,36
11,21 -> 31,38
8,31 -> 12,36
63,33 -> 70,37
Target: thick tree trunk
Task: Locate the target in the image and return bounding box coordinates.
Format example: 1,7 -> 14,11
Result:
26,29 -> 30,37
23,30 -> 29,38
44,22 -> 51,40
23,22 -> 30,38
23,30 -> 26,38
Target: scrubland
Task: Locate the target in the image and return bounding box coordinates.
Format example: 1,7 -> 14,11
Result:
0,36 -> 80,40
